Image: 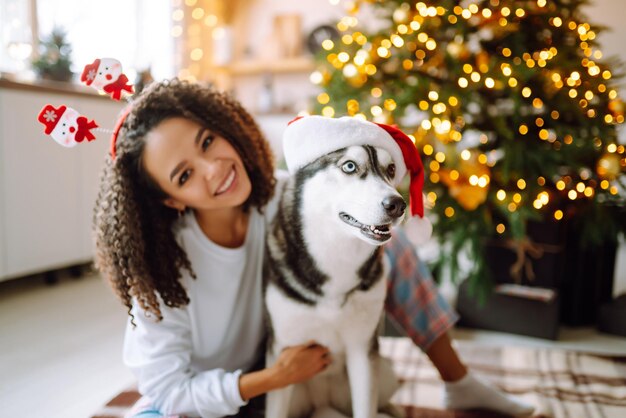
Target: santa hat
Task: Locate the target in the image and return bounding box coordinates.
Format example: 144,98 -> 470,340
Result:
81,59 -> 101,85
282,115 -> 432,245
37,104 -> 67,134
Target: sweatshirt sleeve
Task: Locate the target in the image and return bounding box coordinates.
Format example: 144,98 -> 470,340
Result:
123,303 -> 247,418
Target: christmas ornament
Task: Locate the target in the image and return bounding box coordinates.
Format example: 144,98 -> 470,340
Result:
346,99 -> 360,116
37,104 -> 99,148
439,159 -> 490,211
608,99 -> 624,117
81,58 -> 134,100
306,25 -> 340,55
439,174 -> 488,210
346,72 -> 368,88
476,51 -> 490,69
596,153 -> 621,180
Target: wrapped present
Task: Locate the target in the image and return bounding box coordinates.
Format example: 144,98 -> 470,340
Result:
597,294 -> 626,337
456,280 -> 560,340
484,217 -> 618,327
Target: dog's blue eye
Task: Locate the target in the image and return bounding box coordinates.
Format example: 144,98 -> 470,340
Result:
342,161 -> 357,173
342,161 -> 357,174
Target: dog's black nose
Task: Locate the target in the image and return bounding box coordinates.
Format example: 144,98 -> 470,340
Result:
382,196 -> 406,218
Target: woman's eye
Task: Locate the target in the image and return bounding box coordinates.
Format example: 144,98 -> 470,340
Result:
202,135 -> 214,151
387,163 -> 396,179
179,170 -> 191,186
341,161 -> 357,174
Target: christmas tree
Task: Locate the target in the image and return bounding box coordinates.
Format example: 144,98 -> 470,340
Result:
312,0 -> 625,294
32,27 -> 73,82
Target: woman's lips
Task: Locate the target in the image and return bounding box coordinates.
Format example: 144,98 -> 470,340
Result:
215,166 -> 236,195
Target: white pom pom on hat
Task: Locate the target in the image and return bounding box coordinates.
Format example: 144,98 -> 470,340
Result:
282,115 -> 432,245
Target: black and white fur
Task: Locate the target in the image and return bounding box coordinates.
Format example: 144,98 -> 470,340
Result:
264,145 -> 407,418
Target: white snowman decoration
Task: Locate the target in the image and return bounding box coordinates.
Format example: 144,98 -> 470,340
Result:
81,57 -> 134,100
37,104 -> 98,148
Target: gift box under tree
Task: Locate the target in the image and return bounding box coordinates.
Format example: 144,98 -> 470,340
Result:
467,212 -> 618,338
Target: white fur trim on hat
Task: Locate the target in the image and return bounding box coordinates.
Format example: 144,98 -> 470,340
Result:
282,116 -> 408,185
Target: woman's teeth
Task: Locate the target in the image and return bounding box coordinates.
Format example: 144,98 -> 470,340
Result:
216,169 -> 235,194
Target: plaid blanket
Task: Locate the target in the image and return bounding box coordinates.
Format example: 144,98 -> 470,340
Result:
92,337 -> 626,418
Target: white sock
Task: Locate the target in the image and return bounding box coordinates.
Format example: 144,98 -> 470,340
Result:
443,372 -> 535,416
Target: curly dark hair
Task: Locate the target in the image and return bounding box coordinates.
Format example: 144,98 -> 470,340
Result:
93,78 -> 276,322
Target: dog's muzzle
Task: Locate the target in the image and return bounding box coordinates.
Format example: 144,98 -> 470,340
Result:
381,196 -> 406,219
339,212 -> 394,242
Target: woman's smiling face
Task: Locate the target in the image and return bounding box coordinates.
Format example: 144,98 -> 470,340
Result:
142,117 -> 252,213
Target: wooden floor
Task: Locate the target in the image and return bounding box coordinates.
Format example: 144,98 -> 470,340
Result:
1,269 -> 625,418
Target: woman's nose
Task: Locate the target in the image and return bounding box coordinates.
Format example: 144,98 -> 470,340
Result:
199,159 -> 220,181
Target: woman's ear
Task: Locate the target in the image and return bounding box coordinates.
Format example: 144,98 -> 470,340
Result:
163,198 -> 185,212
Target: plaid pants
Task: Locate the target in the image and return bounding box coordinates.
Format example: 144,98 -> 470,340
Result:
383,228 -> 458,351
126,228 -> 458,418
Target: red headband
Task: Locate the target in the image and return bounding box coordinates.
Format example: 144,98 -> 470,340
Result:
110,106 -> 132,161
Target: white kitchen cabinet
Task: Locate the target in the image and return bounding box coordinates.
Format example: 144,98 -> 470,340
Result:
0,78 -> 124,281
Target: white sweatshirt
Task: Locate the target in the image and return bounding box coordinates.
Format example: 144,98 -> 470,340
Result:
123,182 -> 283,417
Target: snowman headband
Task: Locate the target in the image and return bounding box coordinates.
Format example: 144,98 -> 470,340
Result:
36,57 -> 134,156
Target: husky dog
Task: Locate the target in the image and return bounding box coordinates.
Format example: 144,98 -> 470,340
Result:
264,140 -> 408,418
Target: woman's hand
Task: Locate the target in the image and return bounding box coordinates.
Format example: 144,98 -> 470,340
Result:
271,341 -> 331,387
238,341 -> 331,401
